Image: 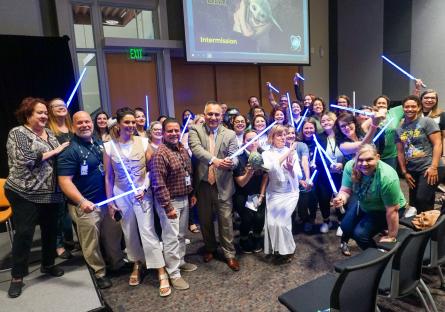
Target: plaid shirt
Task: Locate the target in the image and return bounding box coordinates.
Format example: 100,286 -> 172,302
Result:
150,142 -> 193,213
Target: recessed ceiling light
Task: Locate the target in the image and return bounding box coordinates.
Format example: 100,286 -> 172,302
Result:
104,19 -> 119,25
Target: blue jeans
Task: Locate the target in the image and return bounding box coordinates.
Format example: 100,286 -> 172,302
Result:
340,204 -> 405,250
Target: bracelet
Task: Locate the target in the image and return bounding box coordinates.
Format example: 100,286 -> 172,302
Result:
77,197 -> 87,208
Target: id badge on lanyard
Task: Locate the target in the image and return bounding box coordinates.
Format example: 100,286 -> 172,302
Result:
80,160 -> 88,176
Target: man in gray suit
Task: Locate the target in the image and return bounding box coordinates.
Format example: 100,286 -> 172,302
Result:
188,101 -> 240,271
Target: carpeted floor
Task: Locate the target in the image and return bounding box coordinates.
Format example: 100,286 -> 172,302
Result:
101,181 -> 445,312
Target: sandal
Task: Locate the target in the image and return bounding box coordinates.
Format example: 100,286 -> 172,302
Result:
129,262 -> 142,286
189,224 -> 200,233
159,274 -> 171,297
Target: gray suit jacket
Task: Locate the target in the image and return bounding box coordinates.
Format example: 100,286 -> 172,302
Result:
188,124 -> 239,202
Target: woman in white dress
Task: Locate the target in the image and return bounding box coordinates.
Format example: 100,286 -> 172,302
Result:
262,124 -> 302,263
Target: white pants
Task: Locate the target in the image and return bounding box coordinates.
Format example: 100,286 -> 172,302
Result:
155,196 -> 189,279
115,188 -> 165,269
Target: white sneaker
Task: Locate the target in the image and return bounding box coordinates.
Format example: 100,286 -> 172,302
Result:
185,238 -> 191,245
405,206 -> 417,218
438,183 -> 445,193
336,227 -> 343,237
320,222 -> 329,234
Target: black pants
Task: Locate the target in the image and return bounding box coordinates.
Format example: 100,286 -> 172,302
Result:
408,168 -> 444,213
5,189 -> 59,278
233,193 -> 265,238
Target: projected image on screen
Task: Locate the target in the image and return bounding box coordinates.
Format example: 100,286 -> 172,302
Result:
183,0 -> 309,64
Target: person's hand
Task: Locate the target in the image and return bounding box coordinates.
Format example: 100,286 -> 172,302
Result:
425,166 -> 438,185
245,164 -> 255,177
134,190 -> 145,202
371,109 -> 386,127
220,157 -> 234,170
293,73 -> 299,85
379,236 -> 397,243
404,172 -> 416,189
55,142 -> 70,155
330,163 -> 343,173
190,195 -> 197,207
415,79 -> 424,90
81,199 -> 96,213
166,208 -> 177,219
258,194 -> 265,205
331,195 -> 344,209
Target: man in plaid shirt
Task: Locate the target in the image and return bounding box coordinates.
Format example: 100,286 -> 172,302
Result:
150,118 -> 198,290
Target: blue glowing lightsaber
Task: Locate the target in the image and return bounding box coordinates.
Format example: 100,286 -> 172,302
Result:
296,108 -> 309,131
296,73 -> 305,81
318,147 -> 338,194
382,55 -> 427,88
330,104 -> 374,116
145,95 -> 150,128
110,140 -> 138,194
309,169 -> 317,184
373,117 -> 394,143
230,121 -> 278,159
179,114 -> 192,142
287,92 -> 294,126
311,147 -> 318,166
66,68 -> 87,108
267,82 -> 280,94
95,186 -> 145,207
313,135 -> 336,166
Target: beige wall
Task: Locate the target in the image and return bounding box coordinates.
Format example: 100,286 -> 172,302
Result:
303,0 -> 329,102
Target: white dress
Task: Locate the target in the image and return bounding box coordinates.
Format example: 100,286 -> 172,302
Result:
263,146 -> 302,255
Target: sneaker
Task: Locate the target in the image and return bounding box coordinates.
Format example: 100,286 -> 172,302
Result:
96,276 -> 112,289
40,265 -> 64,277
180,262 -> 198,272
303,222 -> 313,233
405,206 -> 417,218
320,222 -> 329,234
185,238 -> 191,245
438,183 -> 445,193
336,226 -> 343,237
8,280 -> 24,298
170,276 -> 189,290
253,236 -> 263,253
239,238 -> 254,254
340,242 -> 351,256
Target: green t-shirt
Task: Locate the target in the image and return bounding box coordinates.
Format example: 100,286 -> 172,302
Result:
380,105 -> 404,160
342,160 -> 406,213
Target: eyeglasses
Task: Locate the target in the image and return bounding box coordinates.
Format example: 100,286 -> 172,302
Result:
234,120 -> 246,124
339,121 -> 354,129
423,96 -> 437,100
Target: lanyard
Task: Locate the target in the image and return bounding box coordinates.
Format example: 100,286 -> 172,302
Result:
78,142 -> 102,165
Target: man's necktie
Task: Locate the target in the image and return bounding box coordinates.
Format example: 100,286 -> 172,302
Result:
208,131 -> 216,185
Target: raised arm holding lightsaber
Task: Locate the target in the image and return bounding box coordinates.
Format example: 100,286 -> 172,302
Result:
382,55 -> 427,87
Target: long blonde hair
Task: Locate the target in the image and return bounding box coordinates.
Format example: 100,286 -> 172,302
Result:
47,98 -> 72,136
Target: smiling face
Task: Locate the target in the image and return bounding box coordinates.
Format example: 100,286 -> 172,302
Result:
135,110 -> 146,127
272,130 -> 287,148
73,111 -> 94,141
286,127 -> 296,145
233,115 -> 246,134
375,97 -> 389,110
253,116 -> 266,131
356,150 -> 379,176
151,123 -> 163,141
27,103 -> 48,130
292,102 -> 301,115
204,104 -> 222,130
118,114 -> 136,138
96,113 -> 108,130
321,114 -> 335,132
302,122 -> 315,139
163,121 -> 181,145
304,95 -> 312,107
312,100 -> 324,115
244,131 -> 259,152
403,99 -> 421,121
274,110 -> 285,124
336,97 -> 348,107
421,92 -> 438,113
50,99 -> 68,119
338,119 -> 356,138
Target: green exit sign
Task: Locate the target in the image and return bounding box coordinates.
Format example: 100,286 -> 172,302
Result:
129,48 -> 143,60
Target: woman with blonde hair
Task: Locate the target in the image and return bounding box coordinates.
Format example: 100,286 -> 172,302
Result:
261,124 -> 302,263
332,144 -> 406,255
47,98 -> 76,259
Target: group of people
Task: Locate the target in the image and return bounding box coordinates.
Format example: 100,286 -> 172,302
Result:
4,74 -> 444,300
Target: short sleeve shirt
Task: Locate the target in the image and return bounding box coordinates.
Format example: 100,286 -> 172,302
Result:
395,117 -> 440,172
57,135 -> 106,205
342,160 -> 406,213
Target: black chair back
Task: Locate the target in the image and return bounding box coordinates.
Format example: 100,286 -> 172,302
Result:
331,244 -> 399,312
391,216 -> 444,296
433,215 -> 445,266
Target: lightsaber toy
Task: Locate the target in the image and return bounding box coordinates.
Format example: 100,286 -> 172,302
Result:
311,147 -> 318,167
296,108 -> 309,131
179,114 -> 192,141
230,121 -> 278,159
145,95 -> 150,128
313,135 -> 336,166
372,117 -> 394,143
309,169 -> 317,184
267,82 -> 280,94
330,104 -> 374,116
352,91 -> 356,116
110,140 -> 138,193
95,186 -> 145,207
287,92 -> 294,126
296,73 -> 305,81
66,67 -> 87,108
382,55 -> 427,87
